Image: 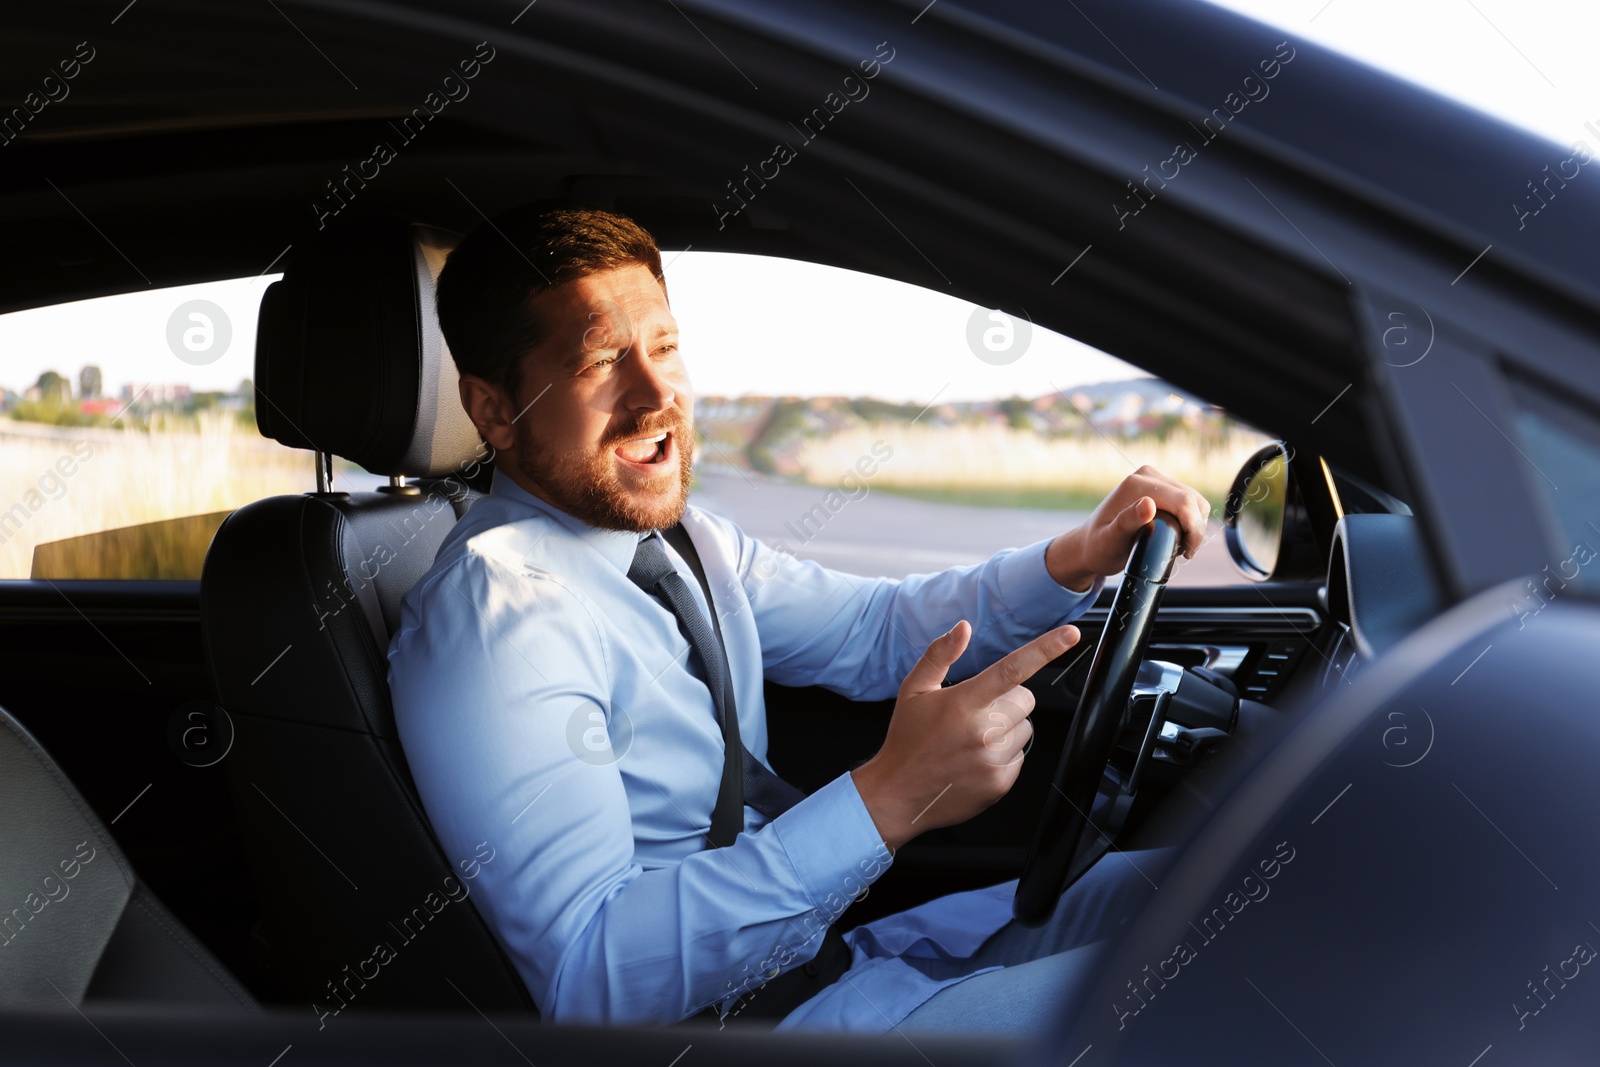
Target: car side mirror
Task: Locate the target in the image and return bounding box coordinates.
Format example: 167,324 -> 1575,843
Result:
1224,442 -> 1290,580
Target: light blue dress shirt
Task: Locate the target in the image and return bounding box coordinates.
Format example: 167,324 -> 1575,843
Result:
387,467 -> 1103,1031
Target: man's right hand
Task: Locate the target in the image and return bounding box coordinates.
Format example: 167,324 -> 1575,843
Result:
850,620 -> 1082,852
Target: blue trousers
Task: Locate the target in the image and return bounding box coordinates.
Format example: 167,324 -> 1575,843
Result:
899,848 -> 1170,1034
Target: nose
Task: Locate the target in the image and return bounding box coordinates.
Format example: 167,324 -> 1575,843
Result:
620,343 -> 675,413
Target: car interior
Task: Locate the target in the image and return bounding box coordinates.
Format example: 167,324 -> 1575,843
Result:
0,0 -> 1504,1046
0,209 -> 1438,1020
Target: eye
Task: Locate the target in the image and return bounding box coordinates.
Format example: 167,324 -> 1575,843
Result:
583,350 -> 627,371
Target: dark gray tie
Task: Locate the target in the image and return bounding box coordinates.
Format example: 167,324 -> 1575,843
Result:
627,528 -> 805,847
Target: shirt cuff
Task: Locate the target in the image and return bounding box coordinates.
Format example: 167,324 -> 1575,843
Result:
768,772 -> 894,928
994,538 -> 1106,630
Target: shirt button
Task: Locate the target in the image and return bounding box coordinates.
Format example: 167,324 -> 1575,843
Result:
764,966 -> 781,980
803,961 -> 819,978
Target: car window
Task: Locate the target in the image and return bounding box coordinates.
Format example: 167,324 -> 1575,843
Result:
0,276 -> 345,580
0,257 -> 1275,585
1506,370 -> 1600,586
665,251 -> 1273,586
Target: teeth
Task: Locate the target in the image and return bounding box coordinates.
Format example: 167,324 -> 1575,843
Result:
617,432 -> 669,464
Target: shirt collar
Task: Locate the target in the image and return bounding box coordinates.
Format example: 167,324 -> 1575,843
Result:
488,465 -> 648,575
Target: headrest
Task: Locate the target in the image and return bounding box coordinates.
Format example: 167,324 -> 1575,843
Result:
255,220 -> 487,478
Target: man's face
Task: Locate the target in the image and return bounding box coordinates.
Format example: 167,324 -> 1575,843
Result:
496,264 -> 695,532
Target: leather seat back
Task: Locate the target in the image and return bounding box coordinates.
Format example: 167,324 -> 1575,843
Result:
200,220 -> 536,1015
0,706 -> 257,1012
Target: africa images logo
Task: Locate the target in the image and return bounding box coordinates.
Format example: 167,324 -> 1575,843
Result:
166,300 -> 232,366
566,698 -> 634,767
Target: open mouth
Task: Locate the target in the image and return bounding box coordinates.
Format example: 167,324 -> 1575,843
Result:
613,431 -> 674,469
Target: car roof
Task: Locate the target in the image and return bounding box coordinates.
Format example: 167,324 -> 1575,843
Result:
2,0 -> 1587,304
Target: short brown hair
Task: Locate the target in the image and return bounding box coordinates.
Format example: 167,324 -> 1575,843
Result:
436,204 -> 664,403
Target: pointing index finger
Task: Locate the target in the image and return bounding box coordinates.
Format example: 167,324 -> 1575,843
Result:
957,624 -> 1080,706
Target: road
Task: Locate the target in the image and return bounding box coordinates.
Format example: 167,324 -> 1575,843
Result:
688,467 -> 1240,586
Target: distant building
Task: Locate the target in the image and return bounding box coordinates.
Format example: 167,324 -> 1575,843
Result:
119,382 -> 192,405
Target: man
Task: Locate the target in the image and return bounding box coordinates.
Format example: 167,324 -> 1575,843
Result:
387,205 -> 1210,1033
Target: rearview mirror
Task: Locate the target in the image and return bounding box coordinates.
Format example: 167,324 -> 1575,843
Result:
1224,443 -> 1289,580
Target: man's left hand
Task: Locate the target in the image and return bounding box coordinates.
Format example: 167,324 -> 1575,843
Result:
1045,466 -> 1212,592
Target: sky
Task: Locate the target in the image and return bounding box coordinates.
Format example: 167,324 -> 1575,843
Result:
660,251 -> 1141,404
0,0 -> 1591,406
1202,0 -> 1600,150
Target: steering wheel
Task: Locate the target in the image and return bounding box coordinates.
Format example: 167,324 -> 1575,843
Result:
1013,511 -> 1182,925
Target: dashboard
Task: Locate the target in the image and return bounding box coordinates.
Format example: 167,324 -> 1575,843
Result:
1319,513 -> 1446,690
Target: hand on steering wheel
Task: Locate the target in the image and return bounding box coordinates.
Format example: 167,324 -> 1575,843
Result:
1013,511 -> 1182,924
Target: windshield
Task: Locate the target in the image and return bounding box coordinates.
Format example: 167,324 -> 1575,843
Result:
1204,0 -> 1596,152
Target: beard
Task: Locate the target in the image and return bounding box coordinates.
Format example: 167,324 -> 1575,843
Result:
511,410 -> 695,533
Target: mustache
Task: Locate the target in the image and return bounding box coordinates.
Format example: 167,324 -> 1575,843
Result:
601,413 -> 690,448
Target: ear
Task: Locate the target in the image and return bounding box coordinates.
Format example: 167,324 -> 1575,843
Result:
458,373 -> 518,452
